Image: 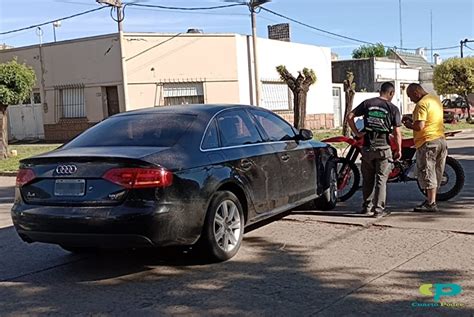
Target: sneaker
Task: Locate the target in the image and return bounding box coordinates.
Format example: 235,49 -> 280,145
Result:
359,209 -> 373,215
414,202 -> 438,212
417,200 -> 428,208
373,210 -> 391,218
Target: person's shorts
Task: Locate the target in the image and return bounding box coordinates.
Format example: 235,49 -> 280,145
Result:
416,138 -> 448,190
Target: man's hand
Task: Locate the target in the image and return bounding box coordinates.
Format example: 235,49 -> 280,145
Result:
402,116 -> 413,129
393,149 -> 401,161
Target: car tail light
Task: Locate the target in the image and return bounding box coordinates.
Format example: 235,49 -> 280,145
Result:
102,168 -> 173,189
16,168 -> 36,187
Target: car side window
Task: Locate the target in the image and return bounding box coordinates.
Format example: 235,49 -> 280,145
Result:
216,110 -> 263,147
202,119 -> 219,149
249,109 -> 296,142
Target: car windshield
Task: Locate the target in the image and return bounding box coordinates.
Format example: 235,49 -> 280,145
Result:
63,113 -> 196,148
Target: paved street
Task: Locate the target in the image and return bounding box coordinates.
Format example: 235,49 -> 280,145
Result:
0,131 -> 472,316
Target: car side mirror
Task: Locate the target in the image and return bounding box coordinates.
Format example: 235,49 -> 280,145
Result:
298,129 -> 313,141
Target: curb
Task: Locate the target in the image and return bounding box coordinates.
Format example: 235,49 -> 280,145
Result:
0,172 -> 17,177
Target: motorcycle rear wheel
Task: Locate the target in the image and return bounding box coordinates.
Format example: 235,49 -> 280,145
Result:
417,156 -> 465,201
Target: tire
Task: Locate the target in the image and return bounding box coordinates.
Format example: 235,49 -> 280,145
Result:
313,159 -> 338,210
417,156 -> 465,201
60,245 -> 98,254
335,157 -> 360,202
200,191 -> 244,262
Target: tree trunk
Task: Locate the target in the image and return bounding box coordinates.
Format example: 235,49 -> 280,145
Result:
0,105 -> 8,159
293,90 -> 307,129
342,91 -> 355,136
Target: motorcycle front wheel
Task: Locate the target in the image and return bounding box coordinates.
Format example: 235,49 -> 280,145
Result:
336,157 -> 360,202
417,156 -> 465,201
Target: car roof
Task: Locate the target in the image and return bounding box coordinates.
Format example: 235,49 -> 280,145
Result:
114,104 -> 263,118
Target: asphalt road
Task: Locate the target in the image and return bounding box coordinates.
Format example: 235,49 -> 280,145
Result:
0,131 -> 472,316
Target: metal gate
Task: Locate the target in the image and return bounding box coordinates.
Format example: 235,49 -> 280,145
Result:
7,104 -> 45,141
332,86 -> 343,127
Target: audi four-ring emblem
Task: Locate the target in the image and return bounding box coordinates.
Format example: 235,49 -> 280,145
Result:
55,164 -> 78,175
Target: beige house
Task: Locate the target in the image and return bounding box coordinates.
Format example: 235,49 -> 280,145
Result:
0,32 -> 334,141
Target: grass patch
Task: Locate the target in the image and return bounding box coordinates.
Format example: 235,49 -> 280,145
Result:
444,122 -> 473,131
0,144 -> 61,172
313,122 -> 472,149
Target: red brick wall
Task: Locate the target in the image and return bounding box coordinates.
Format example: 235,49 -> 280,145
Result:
275,111 -> 334,129
44,118 -> 97,142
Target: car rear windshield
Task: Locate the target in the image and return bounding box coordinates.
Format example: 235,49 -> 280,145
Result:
64,113 -> 196,148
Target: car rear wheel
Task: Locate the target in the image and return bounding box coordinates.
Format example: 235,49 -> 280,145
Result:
201,191 -> 244,262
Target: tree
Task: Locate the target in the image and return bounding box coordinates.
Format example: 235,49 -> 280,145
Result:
276,66 -> 317,129
352,43 -> 387,59
342,71 -> 356,137
0,58 -> 36,158
433,57 -> 474,122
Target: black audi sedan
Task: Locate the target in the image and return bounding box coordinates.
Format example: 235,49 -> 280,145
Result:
12,104 -> 338,261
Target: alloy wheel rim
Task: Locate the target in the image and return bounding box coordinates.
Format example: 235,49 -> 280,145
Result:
213,200 -> 242,253
330,168 -> 338,201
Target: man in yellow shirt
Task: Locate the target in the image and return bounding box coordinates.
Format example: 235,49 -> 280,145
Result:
403,83 -> 447,212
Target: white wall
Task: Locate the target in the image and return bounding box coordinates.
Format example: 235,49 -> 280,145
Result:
353,92 -> 379,108
237,36 -> 333,114
0,34 -> 123,124
374,60 -> 419,111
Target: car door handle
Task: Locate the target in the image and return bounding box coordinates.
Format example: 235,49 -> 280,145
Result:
281,154 -> 290,162
240,159 -> 252,170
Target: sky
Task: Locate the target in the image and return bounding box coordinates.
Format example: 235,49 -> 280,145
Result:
1,0 -> 473,60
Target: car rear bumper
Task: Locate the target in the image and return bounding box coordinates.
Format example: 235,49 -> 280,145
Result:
16,230 -> 154,248
11,201 -> 206,248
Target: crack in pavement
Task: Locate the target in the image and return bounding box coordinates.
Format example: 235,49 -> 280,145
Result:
0,256 -> 89,283
310,234 -> 455,316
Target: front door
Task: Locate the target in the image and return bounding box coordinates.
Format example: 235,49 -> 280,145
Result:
249,109 -> 317,205
333,87 -> 342,127
216,109 -> 283,214
106,86 -> 120,116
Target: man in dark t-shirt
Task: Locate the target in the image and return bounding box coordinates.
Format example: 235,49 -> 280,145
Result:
347,82 -> 402,217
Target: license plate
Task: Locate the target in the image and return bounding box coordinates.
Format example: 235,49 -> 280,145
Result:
54,179 -> 86,197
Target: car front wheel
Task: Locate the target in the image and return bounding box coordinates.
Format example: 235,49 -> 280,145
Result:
201,191 -> 244,262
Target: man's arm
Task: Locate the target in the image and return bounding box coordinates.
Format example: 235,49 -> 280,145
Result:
392,126 -> 402,160
347,112 -> 365,138
403,118 -> 425,131
412,120 -> 425,131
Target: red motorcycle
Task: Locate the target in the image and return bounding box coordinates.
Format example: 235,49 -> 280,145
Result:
322,131 -> 465,202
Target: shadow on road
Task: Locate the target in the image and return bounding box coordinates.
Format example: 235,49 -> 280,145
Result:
0,225 -> 471,316
0,185 -> 14,201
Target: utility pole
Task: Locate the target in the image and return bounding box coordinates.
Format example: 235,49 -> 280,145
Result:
97,0 -> 123,32
249,0 -> 270,106
36,27 -> 48,113
460,38 -> 474,58
430,10 -> 433,63
399,0 -> 403,50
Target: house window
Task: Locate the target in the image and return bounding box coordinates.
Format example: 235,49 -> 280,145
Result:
163,83 -> 204,106
55,85 -> 85,118
20,89 -> 41,105
33,91 -> 41,104
261,81 -> 292,111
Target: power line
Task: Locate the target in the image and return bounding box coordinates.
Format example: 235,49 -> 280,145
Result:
125,3 -> 246,11
125,5 -> 249,17
260,7 -> 458,52
465,44 -> 474,51
0,6 -> 107,36
260,7 -> 374,46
